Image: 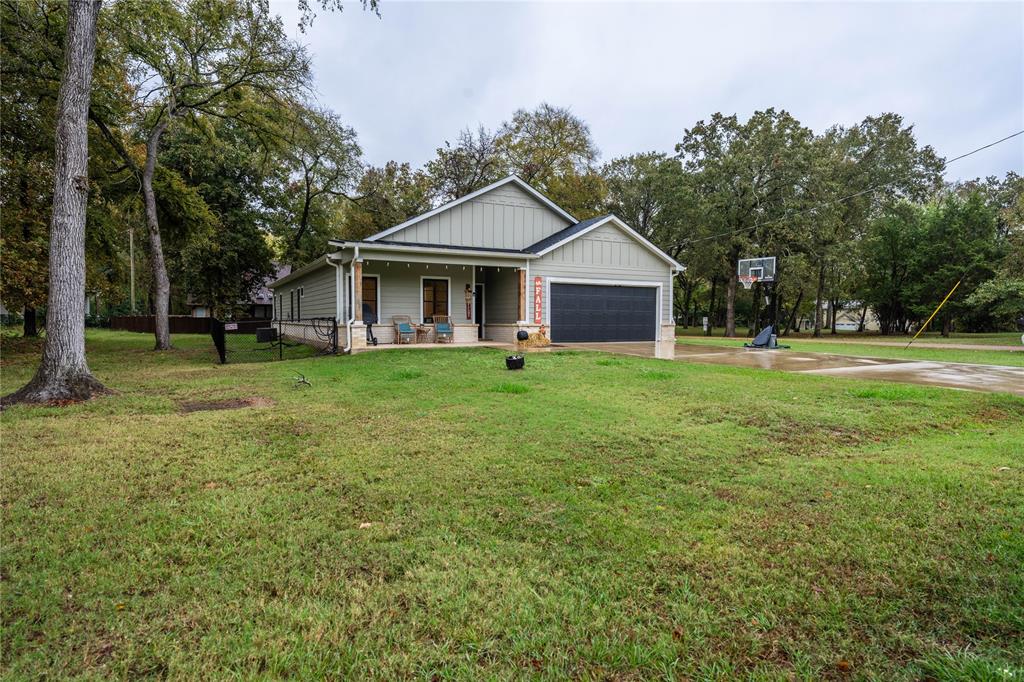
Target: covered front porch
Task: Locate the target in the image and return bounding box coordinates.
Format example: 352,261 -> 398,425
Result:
329,241 -> 540,351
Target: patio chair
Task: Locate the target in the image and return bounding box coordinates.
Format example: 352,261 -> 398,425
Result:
433,315 -> 454,343
392,315 -> 416,344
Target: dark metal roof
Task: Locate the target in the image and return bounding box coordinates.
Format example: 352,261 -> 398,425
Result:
522,215 -> 610,254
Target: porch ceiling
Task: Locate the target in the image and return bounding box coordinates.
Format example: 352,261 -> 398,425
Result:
328,242 -> 530,268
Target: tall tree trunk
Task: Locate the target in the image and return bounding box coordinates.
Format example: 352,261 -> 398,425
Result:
681,280 -> 693,328
293,180 -> 313,250
706,277 -> 718,336
941,315 -> 951,338
812,262 -> 825,338
725,270 -> 738,337
783,288 -> 803,337
830,298 -> 838,335
772,290 -> 782,333
142,117 -> 172,350
23,307 -> 38,337
3,0 -> 107,405
857,303 -> 868,333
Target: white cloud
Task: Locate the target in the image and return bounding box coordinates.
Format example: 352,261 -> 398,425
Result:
272,0 -> 1023,181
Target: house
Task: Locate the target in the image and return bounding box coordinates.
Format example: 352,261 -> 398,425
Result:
190,264 -> 292,319
270,175 -> 683,351
797,302 -> 880,332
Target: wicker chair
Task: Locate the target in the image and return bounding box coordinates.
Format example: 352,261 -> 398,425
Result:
433,315 -> 454,343
392,315 -> 416,344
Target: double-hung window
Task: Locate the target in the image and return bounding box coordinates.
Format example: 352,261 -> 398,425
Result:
422,279 -> 448,323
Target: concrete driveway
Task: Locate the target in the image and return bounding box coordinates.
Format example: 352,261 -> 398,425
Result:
560,342 -> 1024,397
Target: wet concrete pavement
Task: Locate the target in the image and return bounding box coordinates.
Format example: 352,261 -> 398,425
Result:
560,342 -> 1024,397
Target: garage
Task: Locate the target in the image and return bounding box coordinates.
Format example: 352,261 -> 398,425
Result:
549,283 -> 658,342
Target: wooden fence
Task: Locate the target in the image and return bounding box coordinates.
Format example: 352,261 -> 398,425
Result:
110,316 -> 269,335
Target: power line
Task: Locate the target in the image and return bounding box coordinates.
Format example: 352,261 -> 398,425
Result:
677,129 -> 1024,247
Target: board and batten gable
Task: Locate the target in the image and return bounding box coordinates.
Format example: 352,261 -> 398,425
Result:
274,263 -> 336,319
381,182 -> 572,251
531,221 -> 675,323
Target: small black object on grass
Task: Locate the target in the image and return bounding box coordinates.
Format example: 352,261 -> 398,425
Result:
506,355 -> 525,370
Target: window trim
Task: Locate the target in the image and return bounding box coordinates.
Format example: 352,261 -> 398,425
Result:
361,273 -> 381,321
419,275 -> 451,324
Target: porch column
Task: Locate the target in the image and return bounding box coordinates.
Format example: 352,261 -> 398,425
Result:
518,267 -> 526,322
354,260 -> 363,322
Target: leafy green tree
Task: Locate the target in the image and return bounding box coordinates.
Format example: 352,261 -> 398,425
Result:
340,161 -> 433,240
965,277 -> 1024,329
808,114 -> 942,335
0,0 -> 63,335
1,0 -> 131,336
495,102 -> 605,217
426,125 -> 502,203
102,0 -> 311,349
860,202 -> 925,334
911,192 -> 998,335
677,109 -> 815,336
158,115 -> 278,317
283,104 -> 362,263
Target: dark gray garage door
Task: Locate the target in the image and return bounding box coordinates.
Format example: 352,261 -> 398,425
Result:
550,283 -> 657,342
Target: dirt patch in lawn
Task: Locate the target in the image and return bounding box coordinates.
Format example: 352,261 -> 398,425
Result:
179,396 -> 274,413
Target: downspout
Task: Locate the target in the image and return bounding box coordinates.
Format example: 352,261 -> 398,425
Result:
340,245 -> 359,354
328,255 -> 346,353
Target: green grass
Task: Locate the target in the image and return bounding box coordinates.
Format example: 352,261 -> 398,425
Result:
676,333 -> 1024,367
3,330 -> 1023,679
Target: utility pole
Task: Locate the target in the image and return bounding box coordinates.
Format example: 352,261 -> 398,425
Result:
129,227 -> 136,314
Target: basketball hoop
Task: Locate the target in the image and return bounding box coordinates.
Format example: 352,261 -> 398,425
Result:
738,257 -> 776,291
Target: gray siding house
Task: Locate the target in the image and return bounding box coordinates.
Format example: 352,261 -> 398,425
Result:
271,176 -> 682,351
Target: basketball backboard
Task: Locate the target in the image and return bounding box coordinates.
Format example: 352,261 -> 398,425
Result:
738,257 -> 776,289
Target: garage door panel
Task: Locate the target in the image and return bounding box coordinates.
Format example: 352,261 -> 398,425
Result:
550,283 -> 657,342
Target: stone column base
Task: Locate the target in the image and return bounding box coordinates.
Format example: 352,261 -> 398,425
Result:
350,323 -> 367,350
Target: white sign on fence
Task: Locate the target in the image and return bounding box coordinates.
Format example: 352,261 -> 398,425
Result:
224,323 -> 238,331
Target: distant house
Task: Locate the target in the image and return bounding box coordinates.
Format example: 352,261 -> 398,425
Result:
190,264 -> 291,319
271,175 -> 683,350
799,301 -> 879,332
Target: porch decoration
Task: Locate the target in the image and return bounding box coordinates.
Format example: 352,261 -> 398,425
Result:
515,327 -> 551,350
464,284 -> 473,320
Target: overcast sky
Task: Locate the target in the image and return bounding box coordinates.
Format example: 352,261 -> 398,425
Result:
271,1 -> 1023,182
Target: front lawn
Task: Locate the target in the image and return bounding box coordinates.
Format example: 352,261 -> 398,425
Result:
3,330 -> 1023,679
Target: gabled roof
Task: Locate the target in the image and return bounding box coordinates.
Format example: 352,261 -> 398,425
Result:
364,175 -> 577,242
523,215 -> 609,254
524,215 -> 684,271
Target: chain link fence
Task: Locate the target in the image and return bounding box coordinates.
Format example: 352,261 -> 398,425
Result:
211,318 -> 337,364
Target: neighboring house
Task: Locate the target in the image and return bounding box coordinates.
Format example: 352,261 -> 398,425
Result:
190,264 -> 292,319
271,175 -> 683,351
798,302 -> 880,332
